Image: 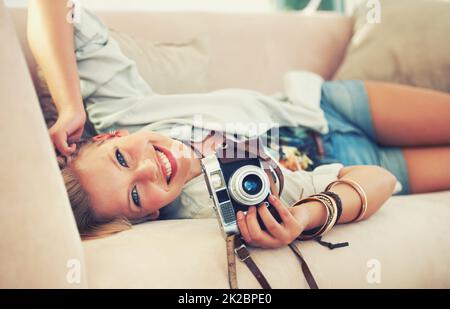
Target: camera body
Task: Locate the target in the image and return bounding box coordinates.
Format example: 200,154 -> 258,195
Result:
201,140 -> 283,236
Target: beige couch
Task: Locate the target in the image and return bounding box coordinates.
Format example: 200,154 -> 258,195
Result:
1,3 -> 449,288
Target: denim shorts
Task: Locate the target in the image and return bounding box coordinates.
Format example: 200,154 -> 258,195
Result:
318,80 -> 410,195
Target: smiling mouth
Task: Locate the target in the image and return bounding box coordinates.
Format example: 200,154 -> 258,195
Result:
154,146 -> 177,184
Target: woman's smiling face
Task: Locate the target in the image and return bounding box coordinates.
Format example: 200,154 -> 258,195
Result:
75,130 -> 197,222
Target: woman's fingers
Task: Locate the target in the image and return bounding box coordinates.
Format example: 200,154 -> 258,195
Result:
268,195 -> 297,228
50,129 -> 71,156
268,195 -> 305,241
238,196 -> 307,248
68,125 -> 84,144
257,202 -> 288,241
236,211 -> 253,245
245,206 -> 281,248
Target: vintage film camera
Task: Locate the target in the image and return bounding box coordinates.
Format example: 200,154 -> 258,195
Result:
201,137 -> 285,236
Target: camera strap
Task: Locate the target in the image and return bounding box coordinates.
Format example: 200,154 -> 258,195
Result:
226,235 -> 319,289
227,235 -> 272,289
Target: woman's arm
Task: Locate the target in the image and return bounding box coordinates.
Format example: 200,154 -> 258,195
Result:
28,0 -> 85,156
237,165 -> 396,248
298,165 -> 397,230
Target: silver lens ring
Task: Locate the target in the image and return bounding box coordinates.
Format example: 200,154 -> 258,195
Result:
228,165 -> 270,206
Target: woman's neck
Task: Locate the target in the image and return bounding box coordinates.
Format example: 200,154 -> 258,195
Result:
186,154 -> 202,182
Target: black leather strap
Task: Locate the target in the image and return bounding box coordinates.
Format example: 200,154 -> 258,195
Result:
288,243 -> 319,289
227,235 -> 320,290
233,236 -> 272,289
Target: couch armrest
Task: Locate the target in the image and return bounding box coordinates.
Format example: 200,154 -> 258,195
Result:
0,2 -> 87,288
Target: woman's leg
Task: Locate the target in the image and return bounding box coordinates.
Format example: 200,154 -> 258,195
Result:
403,146 -> 450,193
366,81 -> 450,147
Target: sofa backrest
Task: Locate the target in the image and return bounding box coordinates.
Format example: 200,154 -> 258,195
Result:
0,2 -> 87,288
9,8 -> 353,94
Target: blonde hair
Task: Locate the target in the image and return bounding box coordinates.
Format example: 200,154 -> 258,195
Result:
59,140 -> 132,240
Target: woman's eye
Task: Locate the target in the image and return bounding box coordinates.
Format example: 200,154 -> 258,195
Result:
115,149 -> 128,167
131,186 -> 141,208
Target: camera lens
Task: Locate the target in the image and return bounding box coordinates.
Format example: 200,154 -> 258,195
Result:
242,174 -> 263,195
228,165 -> 270,206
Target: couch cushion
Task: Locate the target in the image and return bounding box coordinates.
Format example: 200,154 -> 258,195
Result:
110,31 -> 209,94
334,0 -> 450,92
83,191 -> 450,288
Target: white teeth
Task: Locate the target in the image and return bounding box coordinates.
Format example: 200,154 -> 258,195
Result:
156,150 -> 172,181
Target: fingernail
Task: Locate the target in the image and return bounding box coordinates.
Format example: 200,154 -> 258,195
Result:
237,211 -> 243,220
268,195 -> 275,202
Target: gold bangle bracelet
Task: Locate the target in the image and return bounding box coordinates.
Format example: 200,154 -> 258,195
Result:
325,179 -> 368,222
310,194 -> 338,236
293,197 -> 332,240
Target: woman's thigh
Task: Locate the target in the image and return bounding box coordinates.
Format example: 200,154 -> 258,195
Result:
365,81 -> 450,147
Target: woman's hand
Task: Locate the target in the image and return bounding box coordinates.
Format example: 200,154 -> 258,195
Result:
236,195 -> 310,249
49,107 -> 86,156
28,0 -> 86,157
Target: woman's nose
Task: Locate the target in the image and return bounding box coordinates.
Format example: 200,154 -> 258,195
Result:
135,158 -> 158,182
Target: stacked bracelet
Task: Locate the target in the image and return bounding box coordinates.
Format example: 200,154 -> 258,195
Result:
292,189 -> 349,250
322,191 -> 343,223
293,194 -> 338,240
310,193 -> 339,236
293,179 -> 366,240
325,179 -> 368,222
